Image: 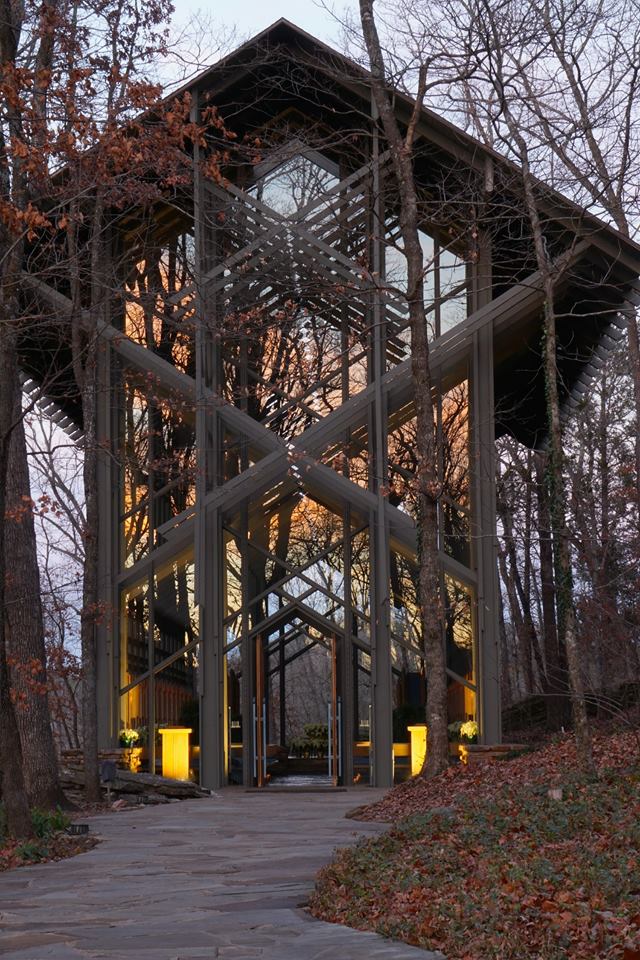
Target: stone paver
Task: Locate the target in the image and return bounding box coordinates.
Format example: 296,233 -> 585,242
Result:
0,789 -> 442,959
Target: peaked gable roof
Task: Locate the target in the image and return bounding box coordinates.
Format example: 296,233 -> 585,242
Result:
177,17 -> 640,274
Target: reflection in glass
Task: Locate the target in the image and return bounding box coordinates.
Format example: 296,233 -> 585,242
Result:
390,553 -> 421,652
123,232 -> 196,372
441,381 -> 470,505
224,529 -> 242,619
354,648 -> 371,784
120,680 -> 149,747
350,528 -> 371,632
153,551 -> 198,669
249,153 -> 339,218
439,248 -> 468,334
383,227 -> 468,347
120,579 -> 149,688
120,368 -> 196,567
445,575 -> 475,682
385,227 -> 436,311
448,683 -> 476,726
154,643 -> 199,781
122,380 -> 150,567
440,380 -> 470,565
150,401 -> 196,541
226,644 -> 243,784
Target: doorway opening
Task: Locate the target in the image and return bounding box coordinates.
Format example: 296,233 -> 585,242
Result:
253,625 -> 342,787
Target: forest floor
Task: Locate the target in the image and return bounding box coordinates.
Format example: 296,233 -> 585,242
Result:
310,724 -> 640,960
0,823 -> 98,871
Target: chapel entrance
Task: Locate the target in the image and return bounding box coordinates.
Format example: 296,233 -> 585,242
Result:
252,629 -> 342,787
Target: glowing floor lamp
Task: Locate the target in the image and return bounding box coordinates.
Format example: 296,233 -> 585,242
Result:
158,727 -> 192,780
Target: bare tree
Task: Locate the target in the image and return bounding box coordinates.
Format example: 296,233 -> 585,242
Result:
0,0 -> 57,838
359,0 -> 450,776
520,0 -> 640,523
5,377 -> 66,809
457,0 -> 594,769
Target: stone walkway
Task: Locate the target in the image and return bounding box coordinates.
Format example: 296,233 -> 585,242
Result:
0,789 -> 442,959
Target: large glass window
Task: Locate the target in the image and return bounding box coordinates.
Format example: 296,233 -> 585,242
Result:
153,551 -> 198,668
249,151 -> 339,218
122,232 -> 196,372
118,548 -> 198,780
120,578 -> 149,689
119,368 -> 196,568
445,574 -> 476,725
384,225 -> 469,360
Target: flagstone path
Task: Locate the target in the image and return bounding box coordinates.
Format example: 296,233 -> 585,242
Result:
0,788 -> 442,959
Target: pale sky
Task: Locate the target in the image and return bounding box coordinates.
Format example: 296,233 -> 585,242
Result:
178,0 -> 350,40
171,0 -> 357,71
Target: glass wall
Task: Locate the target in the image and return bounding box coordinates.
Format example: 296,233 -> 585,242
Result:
119,369 -> 196,568
445,575 -> 476,725
118,548 -> 199,780
109,135 -> 490,790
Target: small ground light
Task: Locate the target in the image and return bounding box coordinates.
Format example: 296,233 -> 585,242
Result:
67,823 -> 90,835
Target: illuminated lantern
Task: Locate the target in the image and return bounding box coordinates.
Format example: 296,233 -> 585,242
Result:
407,725 -> 427,776
158,727 -> 192,781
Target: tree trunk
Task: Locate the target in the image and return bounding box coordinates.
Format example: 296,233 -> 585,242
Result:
541,290 -> 593,771
534,450 -> 567,729
80,354 -> 101,803
0,23 -> 33,830
0,333 -> 33,839
5,377 -> 66,809
360,0 -> 449,777
486,71 -> 594,769
497,546 -> 533,694
497,495 -> 545,690
498,589 -> 513,705
68,193 -> 104,805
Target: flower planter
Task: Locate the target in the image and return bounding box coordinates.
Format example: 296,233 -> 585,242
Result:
123,746 -> 144,772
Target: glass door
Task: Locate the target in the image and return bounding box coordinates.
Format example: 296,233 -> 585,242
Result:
327,636 -> 342,785
252,635 -> 267,786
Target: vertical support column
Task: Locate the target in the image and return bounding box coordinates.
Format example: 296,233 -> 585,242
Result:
338,156 -> 355,786
340,507 -> 354,785
240,507 -> 254,787
148,569 -> 156,777
96,337 -> 117,749
370,505 -> 393,786
368,102 -> 393,788
199,506 -> 225,788
278,626 -> 286,748
193,89 -> 225,789
254,622 -> 265,787
470,237 -> 501,744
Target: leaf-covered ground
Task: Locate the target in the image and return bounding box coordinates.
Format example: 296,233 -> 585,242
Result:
310,730 -> 640,959
0,831 -> 98,871
0,807 -> 98,872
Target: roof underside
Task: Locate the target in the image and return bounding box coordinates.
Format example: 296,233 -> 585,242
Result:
19,19 -> 640,450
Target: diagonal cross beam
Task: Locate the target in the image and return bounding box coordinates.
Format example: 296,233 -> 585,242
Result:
22,241 -> 585,577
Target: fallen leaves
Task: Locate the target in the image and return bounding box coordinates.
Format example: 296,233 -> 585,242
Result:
0,832 -> 98,872
356,728 -> 640,823
310,727 -> 640,959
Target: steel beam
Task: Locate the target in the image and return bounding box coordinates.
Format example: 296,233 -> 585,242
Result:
470,238 -> 502,744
